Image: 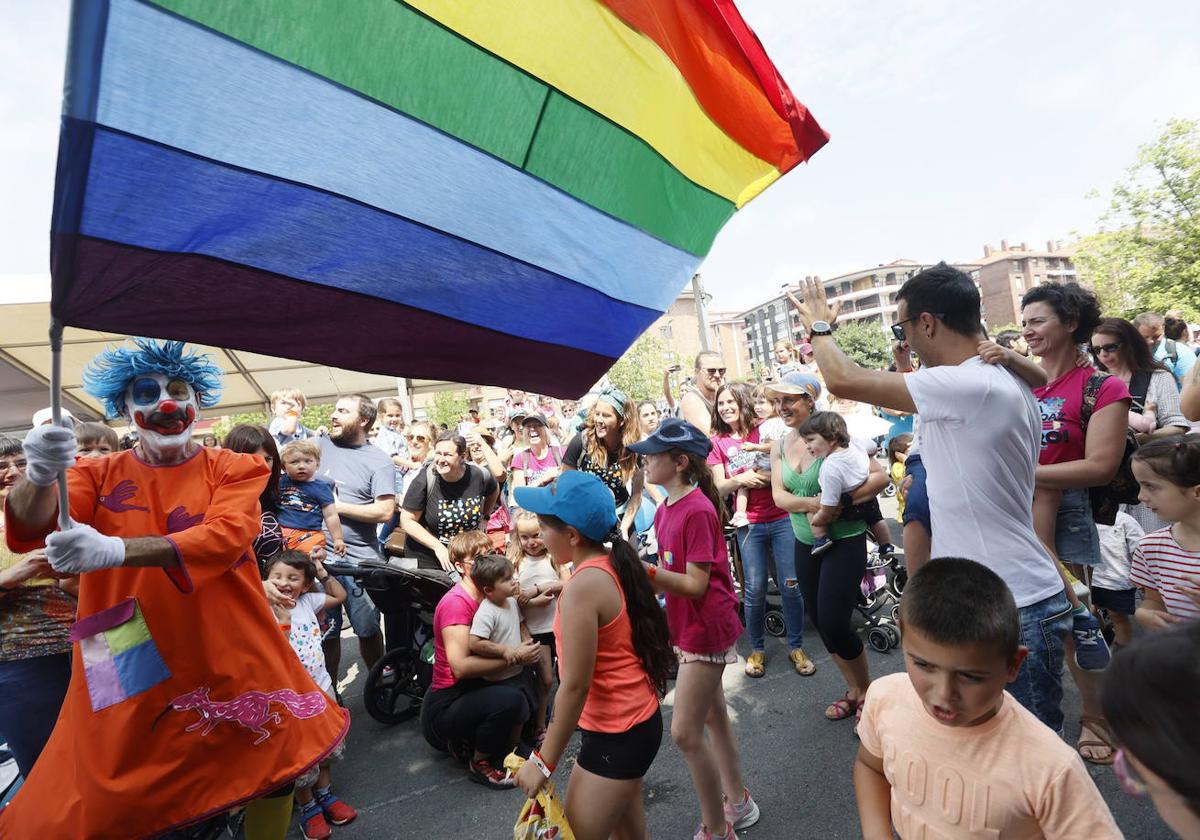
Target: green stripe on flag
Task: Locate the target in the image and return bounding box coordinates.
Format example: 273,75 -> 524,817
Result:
148,0 -> 734,255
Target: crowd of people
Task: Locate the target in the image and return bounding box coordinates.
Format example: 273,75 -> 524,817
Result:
1,271 -> 1200,839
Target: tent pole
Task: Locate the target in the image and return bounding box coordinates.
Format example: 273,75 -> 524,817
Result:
49,318 -> 71,530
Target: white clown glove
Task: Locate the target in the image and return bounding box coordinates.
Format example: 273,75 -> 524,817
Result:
46,523 -> 126,574
22,424 -> 78,486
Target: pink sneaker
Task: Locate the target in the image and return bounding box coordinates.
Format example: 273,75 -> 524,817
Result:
694,821 -> 737,840
724,788 -> 761,830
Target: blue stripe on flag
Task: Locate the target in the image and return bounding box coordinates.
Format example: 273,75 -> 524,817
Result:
77,125 -> 659,358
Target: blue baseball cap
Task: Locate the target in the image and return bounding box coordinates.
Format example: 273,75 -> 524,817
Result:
765,371 -> 822,401
627,416 -> 712,458
513,470 -> 618,543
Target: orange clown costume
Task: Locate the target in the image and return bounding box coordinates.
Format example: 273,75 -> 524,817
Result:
0,342 -> 347,839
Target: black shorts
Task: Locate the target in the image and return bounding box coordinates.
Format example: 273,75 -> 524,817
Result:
1091,585 -> 1136,615
841,497 -> 883,527
577,707 -> 662,780
532,631 -> 557,671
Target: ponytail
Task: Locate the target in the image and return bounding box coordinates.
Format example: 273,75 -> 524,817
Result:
605,531 -> 674,697
679,450 -> 728,528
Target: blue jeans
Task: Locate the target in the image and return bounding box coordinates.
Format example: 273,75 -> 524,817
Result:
1008,590 -> 1072,732
1055,488 -> 1101,567
0,653 -> 71,778
737,517 -> 804,652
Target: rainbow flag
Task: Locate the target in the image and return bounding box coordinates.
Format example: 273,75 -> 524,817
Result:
50,0 -> 826,395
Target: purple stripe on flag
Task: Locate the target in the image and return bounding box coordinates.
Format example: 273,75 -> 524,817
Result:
54,235 -> 618,398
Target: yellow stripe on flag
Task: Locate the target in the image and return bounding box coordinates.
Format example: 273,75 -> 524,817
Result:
406,0 -> 780,206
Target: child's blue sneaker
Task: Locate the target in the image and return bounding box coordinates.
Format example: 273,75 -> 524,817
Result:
1072,610 -> 1111,671
810,536 -> 834,556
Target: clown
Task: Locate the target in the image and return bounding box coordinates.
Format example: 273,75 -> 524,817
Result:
2,339 -> 347,840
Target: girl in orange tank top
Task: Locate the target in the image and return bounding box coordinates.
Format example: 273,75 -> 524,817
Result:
512,471 -> 673,840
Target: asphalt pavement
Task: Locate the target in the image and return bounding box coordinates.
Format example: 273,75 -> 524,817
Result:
308,505 -> 1165,840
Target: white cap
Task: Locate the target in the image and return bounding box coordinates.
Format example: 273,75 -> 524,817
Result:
32,407 -> 76,427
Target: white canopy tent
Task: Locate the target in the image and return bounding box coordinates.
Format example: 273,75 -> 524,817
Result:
0,276 -> 464,433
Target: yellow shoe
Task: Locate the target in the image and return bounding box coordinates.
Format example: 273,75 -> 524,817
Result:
790,648 -> 817,676
744,651 -> 766,678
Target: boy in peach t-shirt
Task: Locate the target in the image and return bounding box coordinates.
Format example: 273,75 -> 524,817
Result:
854,558 -> 1123,840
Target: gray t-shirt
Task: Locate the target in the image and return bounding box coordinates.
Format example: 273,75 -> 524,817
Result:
317,435 -> 395,564
469,596 -> 524,681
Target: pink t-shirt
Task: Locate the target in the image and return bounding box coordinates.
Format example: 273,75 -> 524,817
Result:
859,673 -> 1122,840
1033,366 -> 1129,465
707,427 -> 786,524
654,488 -> 743,653
431,583 -> 480,691
511,445 -> 564,487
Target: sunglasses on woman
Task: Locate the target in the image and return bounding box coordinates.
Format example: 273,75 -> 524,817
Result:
1091,341 -> 1123,355
405,434 -> 429,443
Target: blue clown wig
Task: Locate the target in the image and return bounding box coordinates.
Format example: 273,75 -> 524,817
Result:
82,339 -> 223,418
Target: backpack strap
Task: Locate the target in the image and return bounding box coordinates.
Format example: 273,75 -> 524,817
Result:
1079,372 -> 1109,431
1128,369 -> 1153,414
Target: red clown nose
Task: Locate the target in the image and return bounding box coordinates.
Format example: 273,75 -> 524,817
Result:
159,400 -> 180,414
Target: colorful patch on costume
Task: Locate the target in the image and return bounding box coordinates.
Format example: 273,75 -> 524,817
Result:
168,687 -> 328,745
71,598 -> 171,712
280,527 -> 326,552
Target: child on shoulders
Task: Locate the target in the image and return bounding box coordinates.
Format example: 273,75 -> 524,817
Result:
854,557 -> 1121,840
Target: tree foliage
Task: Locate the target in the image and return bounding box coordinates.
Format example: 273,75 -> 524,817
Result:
211,402 -> 334,441
428,390 -> 469,429
1075,118 -> 1200,320
835,319 -> 892,370
606,332 -> 671,402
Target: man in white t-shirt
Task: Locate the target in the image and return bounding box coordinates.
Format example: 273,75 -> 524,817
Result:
788,263 -> 1071,731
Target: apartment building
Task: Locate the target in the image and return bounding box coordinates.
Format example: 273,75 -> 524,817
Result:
973,240 -> 1078,328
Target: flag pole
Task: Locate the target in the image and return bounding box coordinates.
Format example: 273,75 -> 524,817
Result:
49,318 -> 71,530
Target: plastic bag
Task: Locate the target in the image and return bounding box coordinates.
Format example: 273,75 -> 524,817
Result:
504,753 -> 575,840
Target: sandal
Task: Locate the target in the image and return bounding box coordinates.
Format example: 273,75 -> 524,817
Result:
825,692 -> 863,721
744,651 -> 766,678
789,649 -> 817,676
1077,715 -> 1116,765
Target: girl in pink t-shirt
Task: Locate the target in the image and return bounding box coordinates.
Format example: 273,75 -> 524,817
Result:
631,419 -> 757,840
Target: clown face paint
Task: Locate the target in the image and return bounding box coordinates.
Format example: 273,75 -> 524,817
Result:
125,373 -> 200,459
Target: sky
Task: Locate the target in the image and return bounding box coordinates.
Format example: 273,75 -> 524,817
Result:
2,1 -> 1198,312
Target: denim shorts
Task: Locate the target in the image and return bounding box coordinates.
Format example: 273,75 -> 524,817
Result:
1054,488 -> 1101,567
901,453 -> 930,532
1007,590 -> 1072,732
323,573 -> 382,639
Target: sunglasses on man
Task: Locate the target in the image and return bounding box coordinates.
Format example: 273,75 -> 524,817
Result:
704,367 -> 727,376
891,312 -> 944,342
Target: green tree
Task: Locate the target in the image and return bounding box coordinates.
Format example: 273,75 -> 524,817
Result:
1074,118 -> 1200,320
428,390 -> 469,429
605,332 -> 671,402
212,402 -> 335,441
835,320 -> 892,370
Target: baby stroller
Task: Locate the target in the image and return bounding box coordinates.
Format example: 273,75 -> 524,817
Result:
725,525 -> 786,637
856,544 -> 907,652
324,559 -> 454,725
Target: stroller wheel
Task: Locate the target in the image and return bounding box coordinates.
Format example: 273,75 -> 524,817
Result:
890,604 -> 902,623
764,610 -> 786,638
883,624 -> 901,648
363,649 -> 427,725
867,627 -> 892,653
889,565 -> 908,597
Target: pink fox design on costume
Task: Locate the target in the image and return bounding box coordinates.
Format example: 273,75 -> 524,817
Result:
169,687 -> 328,745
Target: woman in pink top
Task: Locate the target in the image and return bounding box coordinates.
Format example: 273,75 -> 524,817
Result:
1022,281 -> 1132,765
631,418 -> 759,840
512,471 -> 673,840
707,381 -> 812,679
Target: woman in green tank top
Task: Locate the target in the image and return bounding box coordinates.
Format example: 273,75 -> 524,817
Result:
766,373 -> 888,724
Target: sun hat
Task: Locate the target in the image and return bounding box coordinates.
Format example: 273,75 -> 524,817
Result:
513,471 -> 618,543
764,371 -> 822,401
